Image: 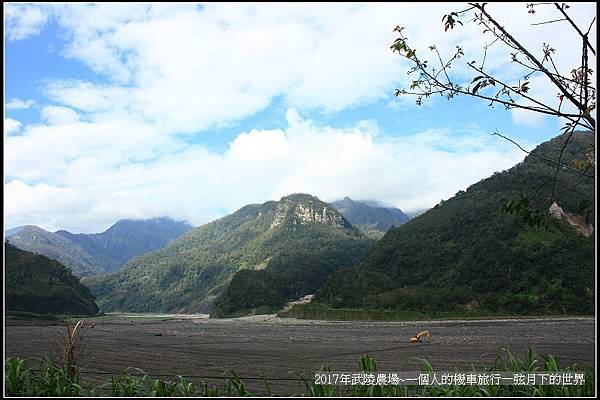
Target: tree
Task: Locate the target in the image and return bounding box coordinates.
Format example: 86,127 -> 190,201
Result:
390,2 -> 595,224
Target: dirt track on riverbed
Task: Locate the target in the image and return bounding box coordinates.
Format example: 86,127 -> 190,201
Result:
4,316 -> 595,395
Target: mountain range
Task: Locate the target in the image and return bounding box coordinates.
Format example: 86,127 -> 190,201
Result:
6,132 -> 594,319
86,194 -> 375,314
6,218 -> 192,277
315,131 -> 595,316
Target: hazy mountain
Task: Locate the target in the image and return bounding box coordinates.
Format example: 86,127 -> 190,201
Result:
87,194 -> 375,315
7,218 -> 192,277
331,197 -> 410,238
316,131 -> 595,316
56,217 -> 193,272
5,226 -> 26,238
5,242 -> 99,316
7,225 -> 100,277
405,209 -> 428,219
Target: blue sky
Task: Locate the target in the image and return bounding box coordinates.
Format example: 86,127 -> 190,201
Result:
4,3 -> 596,232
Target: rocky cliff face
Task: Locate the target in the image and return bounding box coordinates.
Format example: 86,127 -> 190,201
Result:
271,194 -> 355,232
549,202 -> 594,237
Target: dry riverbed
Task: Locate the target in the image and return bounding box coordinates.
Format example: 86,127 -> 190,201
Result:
4,315 -> 595,395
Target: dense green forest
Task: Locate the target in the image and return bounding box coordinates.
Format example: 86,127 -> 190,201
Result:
211,217 -> 374,317
5,243 -> 99,316
315,132 -> 595,316
86,194 -> 374,314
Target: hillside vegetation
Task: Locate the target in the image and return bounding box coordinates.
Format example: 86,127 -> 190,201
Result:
5,243 -> 99,316
315,131 -> 595,316
87,194 -> 374,314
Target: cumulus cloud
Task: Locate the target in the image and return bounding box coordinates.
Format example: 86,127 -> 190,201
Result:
33,3 -> 412,134
4,3 -> 594,232
5,3 -> 49,41
6,98 -> 36,110
5,110 -> 526,232
41,106 -> 80,125
5,118 -> 23,135
9,3 -> 595,131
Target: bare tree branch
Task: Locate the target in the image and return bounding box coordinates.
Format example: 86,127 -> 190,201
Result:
472,3 -> 595,127
554,2 -> 596,55
531,18 -> 567,26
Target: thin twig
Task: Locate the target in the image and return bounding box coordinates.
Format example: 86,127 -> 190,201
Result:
585,17 -> 596,35
473,3 -> 595,127
550,125 -> 577,202
531,18 -> 567,26
491,131 -> 594,178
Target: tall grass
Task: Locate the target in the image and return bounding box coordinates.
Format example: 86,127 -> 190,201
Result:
5,347 -> 595,397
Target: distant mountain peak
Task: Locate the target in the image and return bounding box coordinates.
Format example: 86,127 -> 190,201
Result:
279,193 -> 321,203
331,197 -> 410,236
104,217 -> 192,234
5,225 -> 29,238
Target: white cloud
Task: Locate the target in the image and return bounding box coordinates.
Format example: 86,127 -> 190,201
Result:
36,3 -> 413,133
5,118 -> 22,135
9,2 -> 592,133
5,110 -> 525,232
434,3 -> 596,127
6,98 -> 36,110
5,3 -> 49,41
41,106 -> 80,125
4,180 -> 83,231
511,108 -> 545,127
5,118 -> 181,183
4,3 -> 594,232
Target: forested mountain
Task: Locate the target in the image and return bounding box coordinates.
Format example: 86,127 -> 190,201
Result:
86,194 -> 375,314
331,197 -> 410,238
5,243 -> 99,316
315,131 -> 595,316
7,218 -> 192,277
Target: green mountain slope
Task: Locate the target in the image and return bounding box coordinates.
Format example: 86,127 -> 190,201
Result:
86,194 -> 374,314
315,131 -> 595,316
5,243 -> 99,316
331,197 -> 410,238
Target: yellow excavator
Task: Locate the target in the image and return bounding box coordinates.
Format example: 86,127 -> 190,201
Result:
410,330 -> 430,343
